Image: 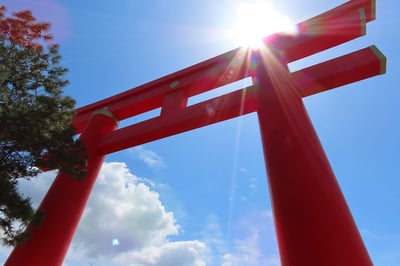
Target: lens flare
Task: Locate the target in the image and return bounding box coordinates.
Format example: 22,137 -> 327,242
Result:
111,238 -> 120,246
230,1 -> 296,49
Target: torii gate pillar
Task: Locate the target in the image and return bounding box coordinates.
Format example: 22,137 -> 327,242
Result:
255,51 -> 372,265
5,109 -> 118,265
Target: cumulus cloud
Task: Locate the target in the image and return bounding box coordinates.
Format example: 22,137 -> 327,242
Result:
66,162 -> 208,265
2,162 -> 207,266
70,162 -> 179,258
129,145 -> 166,168
115,240 -> 207,266
5,162 -> 280,266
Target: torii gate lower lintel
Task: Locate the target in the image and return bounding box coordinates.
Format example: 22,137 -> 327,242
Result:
5,0 -> 386,265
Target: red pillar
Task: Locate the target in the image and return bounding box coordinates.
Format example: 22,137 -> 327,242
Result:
254,49 -> 372,266
5,108 -> 118,266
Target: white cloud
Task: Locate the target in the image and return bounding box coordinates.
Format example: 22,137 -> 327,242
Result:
66,162 -> 207,265
195,214 -> 230,265
129,146 -> 166,168
69,162 -> 179,259
193,211 -> 280,266
17,170 -> 58,208
5,162 -> 281,266
115,240 -> 207,266
221,210 -> 280,266
2,162 -> 207,266
181,209 -> 281,266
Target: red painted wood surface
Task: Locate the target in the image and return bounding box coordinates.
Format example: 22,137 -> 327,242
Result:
255,48 -> 373,265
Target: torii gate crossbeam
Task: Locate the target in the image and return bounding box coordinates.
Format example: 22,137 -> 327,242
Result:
5,0 -> 386,265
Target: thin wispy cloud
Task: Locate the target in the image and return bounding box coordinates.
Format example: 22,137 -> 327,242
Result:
239,167 -> 248,172
196,211 -> 280,266
221,209 -> 280,266
129,145 -> 166,169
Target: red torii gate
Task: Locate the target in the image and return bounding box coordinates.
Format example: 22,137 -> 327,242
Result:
6,0 -> 386,265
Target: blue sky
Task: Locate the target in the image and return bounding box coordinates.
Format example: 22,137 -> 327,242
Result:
2,0 -> 400,265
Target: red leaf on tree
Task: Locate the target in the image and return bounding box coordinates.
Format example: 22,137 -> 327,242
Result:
0,5 -> 55,50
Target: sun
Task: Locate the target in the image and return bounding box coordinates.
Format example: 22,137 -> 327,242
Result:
230,1 -> 296,49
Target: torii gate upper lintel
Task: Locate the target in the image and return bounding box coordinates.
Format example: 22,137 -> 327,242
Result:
5,0 -> 386,265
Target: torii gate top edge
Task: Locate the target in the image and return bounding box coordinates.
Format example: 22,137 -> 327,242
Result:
72,0 -> 385,155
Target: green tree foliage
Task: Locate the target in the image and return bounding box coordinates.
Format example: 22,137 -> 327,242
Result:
0,6 -> 86,246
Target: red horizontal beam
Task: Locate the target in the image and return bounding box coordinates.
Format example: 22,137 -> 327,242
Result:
72,48 -> 250,133
266,0 -> 369,62
97,86 -> 259,154
72,0 -> 372,134
295,45 -> 386,97
94,45 -> 385,154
